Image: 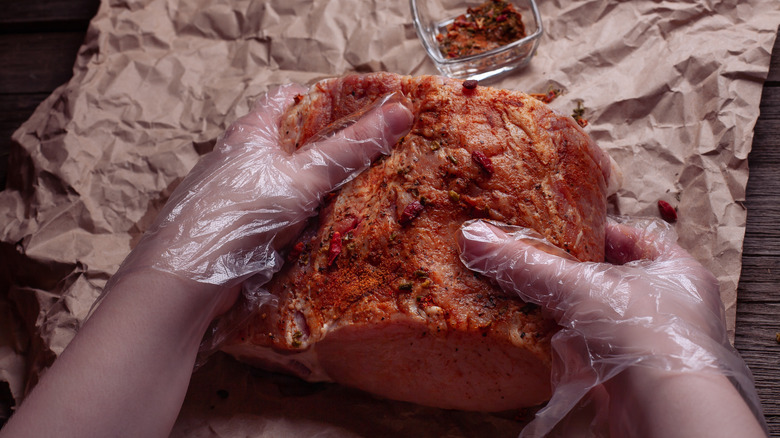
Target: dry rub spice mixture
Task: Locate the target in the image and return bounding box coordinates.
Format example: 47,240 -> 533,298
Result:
436,0 -> 527,59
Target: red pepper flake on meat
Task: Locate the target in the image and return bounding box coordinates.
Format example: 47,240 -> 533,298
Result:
336,216 -> 361,236
436,0 -> 527,59
461,195 -> 479,208
472,150 -> 494,174
288,241 -> 305,262
416,293 -> 435,306
463,79 -> 478,90
400,200 -> 424,225
657,200 -> 678,223
327,232 -> 343,266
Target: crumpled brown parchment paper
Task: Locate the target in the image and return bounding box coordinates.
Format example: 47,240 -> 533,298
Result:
1,0 -> 778,436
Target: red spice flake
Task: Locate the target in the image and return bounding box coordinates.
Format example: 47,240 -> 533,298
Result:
399,200 -> 424,225
657,200 -> 678,223
336,216 -> 361,235
416,293 -> 435,306
529,88 -> 562,103
471,150 -> 494,174
460,195 -> 479,208
287,241 -> 305,261
463,79 -> 478,90
327,232 -> 343,266
293,94 -> 304,104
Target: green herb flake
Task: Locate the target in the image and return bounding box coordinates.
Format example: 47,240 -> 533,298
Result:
398,282 -> 414,291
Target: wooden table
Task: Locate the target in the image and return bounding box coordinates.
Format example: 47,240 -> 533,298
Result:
736,28 -> 780,436
1,1 -> 779,435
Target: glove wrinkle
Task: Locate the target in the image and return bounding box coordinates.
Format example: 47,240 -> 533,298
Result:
457,217 -> 767,437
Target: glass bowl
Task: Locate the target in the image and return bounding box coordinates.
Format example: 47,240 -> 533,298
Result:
410,0 -> 543,82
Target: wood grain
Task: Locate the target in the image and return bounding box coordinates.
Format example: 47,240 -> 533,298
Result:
0,0 -> 102,424
736,33 -> 780,435
769,37 -> 780,83
0,33 -> 86,94
0,0 -> 99,32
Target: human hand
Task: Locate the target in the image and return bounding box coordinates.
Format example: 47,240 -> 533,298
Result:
457,218 -> 767,437
112,84 -> 413,295
0,87 -> 414,438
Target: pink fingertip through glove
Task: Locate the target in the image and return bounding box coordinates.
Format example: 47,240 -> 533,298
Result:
98,83 -> 413,307
457,217 -> 767,437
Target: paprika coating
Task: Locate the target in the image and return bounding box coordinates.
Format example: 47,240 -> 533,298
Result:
221,72 -> 612,412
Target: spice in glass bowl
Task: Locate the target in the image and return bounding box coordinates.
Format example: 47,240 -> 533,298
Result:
435,0 -> 527,59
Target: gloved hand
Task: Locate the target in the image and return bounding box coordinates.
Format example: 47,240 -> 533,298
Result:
457,218 -> 767,437
2,84 -> 415,438
107,83 -> 413,298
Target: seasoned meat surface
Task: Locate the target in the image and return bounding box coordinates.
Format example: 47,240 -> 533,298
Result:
222,73 -> 610,412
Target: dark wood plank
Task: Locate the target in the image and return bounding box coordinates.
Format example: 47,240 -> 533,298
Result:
0,0 -> 100,33
769,31 -> 780,83
0,30 -> 85,190
0,93 -> 51,191
748,124 -> 780,162
0,94 -> 49,131
0,33 -> 85,94
740,255 -> 780,279
735,29 -> 780,435
734,300 -> 780,421
756,87 -> 780,122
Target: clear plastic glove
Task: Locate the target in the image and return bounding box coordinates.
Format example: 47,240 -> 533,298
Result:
1,84 -> 415,438
109,84 -> 413,293
457,218 -> 768,437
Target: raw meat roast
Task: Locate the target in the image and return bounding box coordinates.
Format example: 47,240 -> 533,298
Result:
221,73 -> 612,411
